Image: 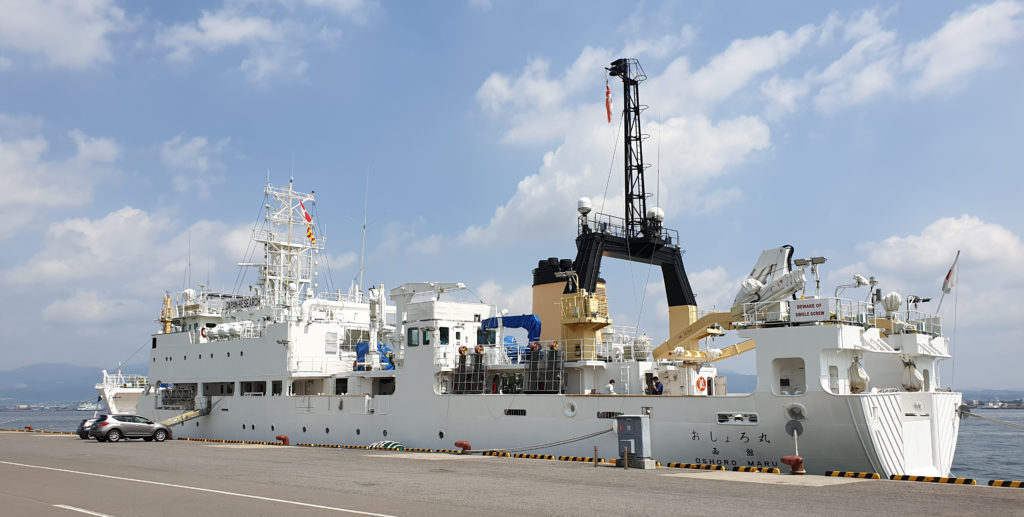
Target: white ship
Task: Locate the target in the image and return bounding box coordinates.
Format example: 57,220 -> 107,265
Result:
97,59 -> 963,476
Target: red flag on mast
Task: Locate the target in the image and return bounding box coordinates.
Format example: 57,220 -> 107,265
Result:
299,201 -> 312,223
605,81 -> 613,123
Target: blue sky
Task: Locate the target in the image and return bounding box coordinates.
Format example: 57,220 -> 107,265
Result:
1,1 -> 1022,389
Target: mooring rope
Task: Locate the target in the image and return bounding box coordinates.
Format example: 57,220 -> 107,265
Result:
470,427 -> 614,454
964,411 -> 1024,430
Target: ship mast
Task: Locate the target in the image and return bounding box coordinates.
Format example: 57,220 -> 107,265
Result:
252,181 -> 320,315
568,58 -> 699,349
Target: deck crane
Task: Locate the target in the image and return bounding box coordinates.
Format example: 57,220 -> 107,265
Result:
562,58 -> 754,362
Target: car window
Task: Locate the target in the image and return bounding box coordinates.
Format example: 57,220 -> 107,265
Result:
138,417 -> 152,424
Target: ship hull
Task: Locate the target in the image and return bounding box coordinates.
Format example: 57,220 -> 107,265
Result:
137,388 -> 961,476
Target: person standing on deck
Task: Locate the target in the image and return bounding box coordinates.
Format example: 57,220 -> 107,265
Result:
651,376 -> 663,395
605,379 -> 616,394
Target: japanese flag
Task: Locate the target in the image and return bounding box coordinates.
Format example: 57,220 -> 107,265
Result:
942,251 -> 960,294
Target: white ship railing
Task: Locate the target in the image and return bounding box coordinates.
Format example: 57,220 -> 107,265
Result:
99,372 -> 148,389
738,297 -> 941,336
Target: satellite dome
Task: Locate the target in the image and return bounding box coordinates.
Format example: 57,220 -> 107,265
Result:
577,197 -> 592,215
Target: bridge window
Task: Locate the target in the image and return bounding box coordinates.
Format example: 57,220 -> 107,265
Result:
440,327 -> 450,345
407,328 -> 420,347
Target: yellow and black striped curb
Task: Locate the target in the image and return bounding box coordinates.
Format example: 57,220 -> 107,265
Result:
988,480 -> 1024,488
733,466 -> 781,474
558,455 -> 603,463
483,451 -> 511,457
509,450 -> 552,458
664,462 -> 726,471
889,475 -> 977,485
177,437 -> 284,445
826,471 -> 881,479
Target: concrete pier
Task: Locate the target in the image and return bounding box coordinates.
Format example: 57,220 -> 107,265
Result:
1,431 -> 1020,516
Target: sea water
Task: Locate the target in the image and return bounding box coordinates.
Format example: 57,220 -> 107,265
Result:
2,408 -> 1023,482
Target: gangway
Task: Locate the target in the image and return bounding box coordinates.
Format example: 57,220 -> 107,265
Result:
160,399 -> 215,426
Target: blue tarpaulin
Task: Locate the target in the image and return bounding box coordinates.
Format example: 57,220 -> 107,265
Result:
480,314 -> 542,343
356,342 -> 396,371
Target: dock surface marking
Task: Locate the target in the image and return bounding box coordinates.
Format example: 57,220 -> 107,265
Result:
0,460 -> 396,516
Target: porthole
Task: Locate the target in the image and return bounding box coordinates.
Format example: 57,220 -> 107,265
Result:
271,425 -> 275,431
227,352 -> 230,357
152,358 -> 156,362
356,428 -> 360,435
184,356 -> 187,361
302,426 -> 307,433
195,422 -> 199,427
240,351 -> 244,357
325,427 -> 330,434
241,424 -> 245,429
438,431 -> 444,439
383,430 -> 388,437
210,353 -> 213,358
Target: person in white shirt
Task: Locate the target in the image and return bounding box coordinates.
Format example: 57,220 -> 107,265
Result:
605,379 -> 616,394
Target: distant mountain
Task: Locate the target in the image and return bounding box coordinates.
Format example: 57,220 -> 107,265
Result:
0,363 -> 147,405
718,369 -> 757,393
960,389 -> 1024,402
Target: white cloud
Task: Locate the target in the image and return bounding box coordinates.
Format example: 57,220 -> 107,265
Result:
0,113 -> 44,137
43,289 -> 145,323
161,134 -> 229,173
662,25 -> 817,113
240,48 -> 309,83
476,280 -> 533,315
689,266 -> 737,312
0,127 -> 119,240
622,26 -> 697,59
853,215 -> 1024,326
0,0 -> 133,69
161,134 -> 230,196
155,2 -> 365,82
409,234 -> 443,255
761,75 -> 811,118
157,9 -> 284,63
3,207 -> 254,292
812,10 -> 899,112
904,0 -> 1024,94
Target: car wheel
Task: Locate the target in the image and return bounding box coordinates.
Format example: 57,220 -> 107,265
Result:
107,429 -> 122,442
153,429 -> 167,442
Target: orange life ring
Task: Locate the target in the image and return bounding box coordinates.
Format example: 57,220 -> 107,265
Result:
696,377 -> 707,391
458,345 -> 468,355
200,327 -> 207,338
475,344 -> 484,354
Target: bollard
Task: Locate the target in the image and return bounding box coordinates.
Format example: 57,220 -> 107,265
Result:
275,434 -> 289,445
623,447 -> 629,470
454,440 -> 471,452
594,445 -> 598,467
